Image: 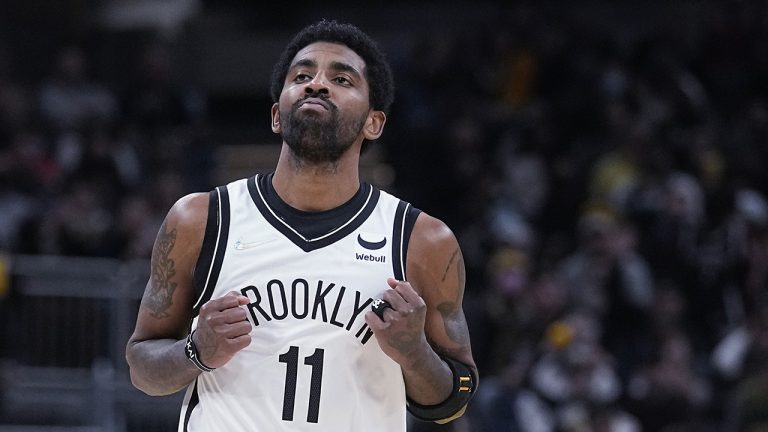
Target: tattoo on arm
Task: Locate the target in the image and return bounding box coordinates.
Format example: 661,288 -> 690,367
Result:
441,248 -> 459,282
144,221 -> 178,319
437,302 -> 470,347
457,248 -> 465,289
437,248 -> 469,347
440,247 -> 466,289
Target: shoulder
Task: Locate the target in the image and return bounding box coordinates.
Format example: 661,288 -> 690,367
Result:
164,192 -> 210,233
155,192 -> 211,262
406,212 -> 463,295
410,213 -> 457,253
148,192 -> 213,284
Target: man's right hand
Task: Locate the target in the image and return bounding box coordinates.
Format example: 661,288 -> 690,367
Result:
193,291 -> 252,369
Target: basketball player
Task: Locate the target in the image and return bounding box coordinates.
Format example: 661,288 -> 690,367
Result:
125,19 -> 478,432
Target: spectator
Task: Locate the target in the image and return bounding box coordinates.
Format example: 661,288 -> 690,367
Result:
627,330 -> 713,431
38,46 -> 117,133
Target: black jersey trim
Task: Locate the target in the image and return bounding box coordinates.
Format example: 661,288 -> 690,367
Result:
392,202 -> 421,281
182,379 -> 200,432
192,186 -> 230,316
247,174 -> 380,252
192,189 -> 219,311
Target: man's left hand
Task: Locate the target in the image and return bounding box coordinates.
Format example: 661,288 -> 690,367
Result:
365,278 -> 431,367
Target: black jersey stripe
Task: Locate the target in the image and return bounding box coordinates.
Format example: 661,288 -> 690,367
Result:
392,201 -> 408,281
192,186 -> 230,316
192,189 -> 219,311
248,174 -> 380,252
392,201 -> 421,281
182,379 -> 200,432
401,205 -> 421,279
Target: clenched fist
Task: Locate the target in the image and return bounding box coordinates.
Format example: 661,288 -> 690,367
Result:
193,291 -> 252,369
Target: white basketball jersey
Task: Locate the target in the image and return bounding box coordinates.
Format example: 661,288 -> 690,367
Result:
178,173 -> 419,432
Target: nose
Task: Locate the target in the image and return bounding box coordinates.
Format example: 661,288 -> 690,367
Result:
304,74 -> 329,95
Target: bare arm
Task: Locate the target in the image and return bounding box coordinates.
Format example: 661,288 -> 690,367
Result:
126,192 -> 216,395
365,213 -> 478,417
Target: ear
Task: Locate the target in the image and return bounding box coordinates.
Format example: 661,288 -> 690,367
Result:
362,110 -> 386,141
271,103 -> 281,133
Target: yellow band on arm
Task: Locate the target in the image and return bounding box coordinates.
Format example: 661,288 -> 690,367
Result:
406,357 -> 477,423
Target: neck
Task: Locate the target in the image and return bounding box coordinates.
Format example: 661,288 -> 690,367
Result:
272,143 -> 361,212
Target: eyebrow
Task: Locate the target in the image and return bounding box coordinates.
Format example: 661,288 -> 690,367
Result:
329,61 -> 362,79
290,58 -> 317,70
289,58 -> 363,79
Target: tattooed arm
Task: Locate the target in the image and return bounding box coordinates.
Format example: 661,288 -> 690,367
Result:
125,193 -> 208,396
365,213 -> 477,413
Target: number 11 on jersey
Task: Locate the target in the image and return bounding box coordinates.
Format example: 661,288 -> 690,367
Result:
279,346 -> 325,423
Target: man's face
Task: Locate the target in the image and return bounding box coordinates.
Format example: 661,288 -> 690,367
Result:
275,42 -> 372,164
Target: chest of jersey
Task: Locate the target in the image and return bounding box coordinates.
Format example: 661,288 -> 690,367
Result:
216,178 -> 400,346
181,176 -> 410,432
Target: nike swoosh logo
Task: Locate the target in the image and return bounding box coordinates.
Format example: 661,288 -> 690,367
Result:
233,238 -> 276,250
357,234 -> 387,250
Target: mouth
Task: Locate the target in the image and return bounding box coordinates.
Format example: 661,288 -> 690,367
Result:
299,97 -> 330,111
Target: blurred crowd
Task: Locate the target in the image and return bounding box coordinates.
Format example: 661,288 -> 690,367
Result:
0,37 -> 213,259
385,3 -> 768,432
1,2 -> 768,431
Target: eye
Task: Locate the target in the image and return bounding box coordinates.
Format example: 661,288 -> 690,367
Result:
333,76 -> 352,86
294,73 -> 312,82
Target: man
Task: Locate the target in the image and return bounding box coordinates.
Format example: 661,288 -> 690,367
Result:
126,19 -> 478,432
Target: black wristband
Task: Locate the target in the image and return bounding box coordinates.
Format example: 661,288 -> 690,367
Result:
407,357 -> 477,423
185,330 -> 215,372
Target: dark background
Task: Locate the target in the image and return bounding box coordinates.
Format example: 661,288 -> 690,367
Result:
1,1 -> 767,431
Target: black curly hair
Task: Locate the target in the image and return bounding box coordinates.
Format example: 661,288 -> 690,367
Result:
269,19 -> 395,115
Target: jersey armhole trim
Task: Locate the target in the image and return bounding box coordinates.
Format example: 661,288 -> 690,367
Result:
191,186 -> 230,316
392,201 -> 421,281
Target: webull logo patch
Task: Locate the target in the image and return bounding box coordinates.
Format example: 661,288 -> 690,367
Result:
355,232 -> 387,263
357,233 -> 386,250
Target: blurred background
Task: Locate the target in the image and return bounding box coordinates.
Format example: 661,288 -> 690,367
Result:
0,1 -> 767,431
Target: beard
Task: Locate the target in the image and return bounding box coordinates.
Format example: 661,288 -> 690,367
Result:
281,96 -> 368,164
